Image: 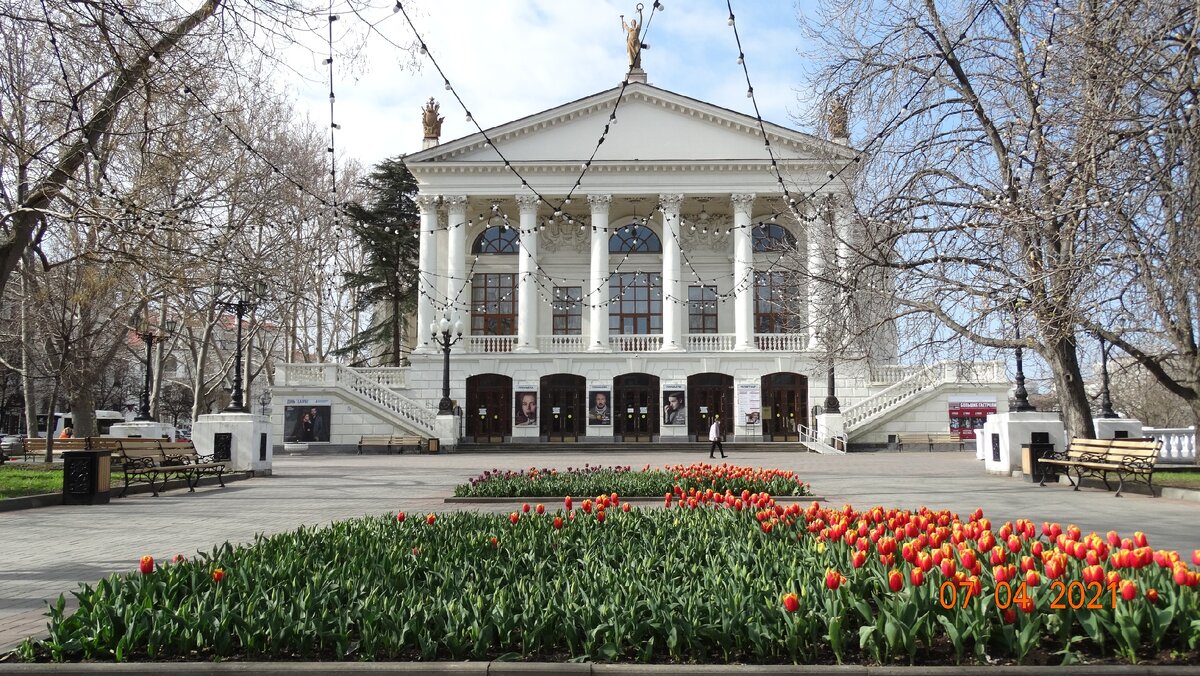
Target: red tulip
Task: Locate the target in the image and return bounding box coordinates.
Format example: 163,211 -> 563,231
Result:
1133,531 -> 1148,548
553,516 -> 564,530
211,568 -> 225,583
522,503 -> 530,513
825,568 -> 845,591
581,499 -> 593,514
910,568 -> 925,587
1193,549 -> 1200,566
171,554 -> 185,564
139,555 -> 154,575
960,549 -> 977,570
1107,530 -> 1121,547
396,512 -> 406,523
1025,569 -> 1041,588
782,592 -> 800,613
535,503 -> 545,514
622,502 -> 631,513
1146,587 -> 1159,604
510,512 -> 520,525
1002,607 -> 1018,624
1120,579 -> 1137,601
565,495 -> 573,510
1175,565 -> 1191,586
887,568 -> 904,592
596,509 -> 606,523
851,551 -> 867,569
411,547 -> 420,557
489,536 -> 498,548
940,559 -> 957,578
426,513 -> 437,525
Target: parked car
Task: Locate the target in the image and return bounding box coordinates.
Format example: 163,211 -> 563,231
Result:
1,434 -> 25,453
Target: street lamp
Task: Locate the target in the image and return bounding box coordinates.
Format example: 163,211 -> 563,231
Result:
1011,300 -> 1036,412
430,311 -> 465,414
134,317 -> 176,421
216,281 -> 267,413
1097,334 -> 1118,418
823,363 -> 841,414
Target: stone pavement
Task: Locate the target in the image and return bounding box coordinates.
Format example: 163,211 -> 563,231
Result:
1,449 -> 1197,654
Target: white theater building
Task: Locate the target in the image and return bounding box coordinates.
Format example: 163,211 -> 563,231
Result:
274,71 -> 1010,450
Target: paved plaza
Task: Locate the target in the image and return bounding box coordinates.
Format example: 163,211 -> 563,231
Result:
1,449 -> 1197,654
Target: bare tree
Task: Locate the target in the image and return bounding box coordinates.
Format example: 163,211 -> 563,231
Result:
800,0 -> 1195,438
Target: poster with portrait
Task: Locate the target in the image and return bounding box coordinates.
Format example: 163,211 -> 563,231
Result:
284,397 -> 332,443
738,383 -> 762,425
661,383 -> 686,426
514,384 -> 538,426
587,387 -> 612,426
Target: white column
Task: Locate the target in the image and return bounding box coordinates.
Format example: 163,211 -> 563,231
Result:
515,193 -> 540,352
731,193 -> 756,351
443,195 -> 468,321
659,193 -> 684,351
808,200 -> 827,349
587,194 -> 612,352
414,194 -> 440,354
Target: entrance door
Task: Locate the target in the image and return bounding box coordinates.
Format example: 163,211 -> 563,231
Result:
688,373 -> 734,440
466,374 -> 512,442
613,373 -> 659,441
761,372 -> 806,441
540,374 -> 585,441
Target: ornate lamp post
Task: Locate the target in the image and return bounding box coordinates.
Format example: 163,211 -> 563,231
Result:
1097,334 -> 1118,418
823,363 -> 841,414
216,281 -> 267,413
134,318 -> 176,421
1011,300 -> 1036,412
430,312 -> 465,414
258,389 -> 272,417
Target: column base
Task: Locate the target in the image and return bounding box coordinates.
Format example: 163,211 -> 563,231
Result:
658,344 -> 686,353
587,344 -> 611,353
412,344 -> 434,355
733,342 -> 757,352
512,345 -> 539,354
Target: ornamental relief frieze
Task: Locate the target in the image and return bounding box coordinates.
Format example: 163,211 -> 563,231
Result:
538,218 -> 591,254
679,212 -> 732,253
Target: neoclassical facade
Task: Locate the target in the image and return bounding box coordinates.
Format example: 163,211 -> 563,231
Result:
273,80 -> 1008,448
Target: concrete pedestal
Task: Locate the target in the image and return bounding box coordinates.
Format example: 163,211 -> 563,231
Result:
1094,418 -> 1144,439
817,413 -> 845,449
981,411 -> 1066,476
108,420 -> 174,441
192,412 -> 273,474
434,413 -> 459,452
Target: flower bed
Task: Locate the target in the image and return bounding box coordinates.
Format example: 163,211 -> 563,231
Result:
20,492 -> 1200,665
454,462 -> 812,498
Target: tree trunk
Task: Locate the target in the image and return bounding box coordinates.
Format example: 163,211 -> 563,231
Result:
43,380 -> 60,463
70,389 -> 98,438
1041,333 -> 1095,439
19,261 -> 38,438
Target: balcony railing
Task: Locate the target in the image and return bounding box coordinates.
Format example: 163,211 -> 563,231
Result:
449,333 -> 818,353
463,335 -> 516,353
611,335 -> 663,352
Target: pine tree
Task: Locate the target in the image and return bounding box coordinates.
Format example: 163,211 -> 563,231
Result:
338,158 -> 420,366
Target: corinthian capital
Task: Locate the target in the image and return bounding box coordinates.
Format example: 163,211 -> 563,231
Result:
415,194 -> 440,214
658,194 -> 684,212
731,193 -> 756,217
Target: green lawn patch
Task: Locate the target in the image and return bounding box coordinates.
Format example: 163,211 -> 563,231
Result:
0,464 -> 64,499
1155,467 -> 1200,490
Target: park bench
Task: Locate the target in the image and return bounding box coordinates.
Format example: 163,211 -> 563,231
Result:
18,437 -> 91,461
114,439 -> 226,498
896,433 -> 966,453
1038,437 -> 1161,498
357,434 -> 427,455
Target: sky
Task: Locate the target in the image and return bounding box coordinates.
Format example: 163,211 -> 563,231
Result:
290,0 -> 816,170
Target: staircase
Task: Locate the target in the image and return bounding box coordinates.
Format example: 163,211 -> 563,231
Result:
796,424 -> 845,455
844,360 -> 1006,435
278,364 -> 438,437
454,441 -> 815,454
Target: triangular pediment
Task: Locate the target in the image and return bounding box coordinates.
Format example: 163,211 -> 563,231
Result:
405,83 -> 856,168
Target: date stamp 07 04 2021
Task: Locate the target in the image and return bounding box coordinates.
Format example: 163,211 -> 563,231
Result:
937,579 -> 1124,612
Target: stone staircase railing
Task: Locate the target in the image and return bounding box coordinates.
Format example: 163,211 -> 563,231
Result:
277,363 -> 437,437
1143,426 -> 1196,464
845,361 -> 1006,432
797,424 -> 846,455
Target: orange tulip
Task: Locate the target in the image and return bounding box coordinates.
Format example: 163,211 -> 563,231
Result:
535,503 -> 545,514
825,568 -> 845,591
509,512 -> 520,525
1146,587 -> 1159,604
782,592 -> 800,612
211,568 -> 225,583
910,568 -> 925,587
553,516 -> 564,530
139,555 -> 154,575
425,513 -> 437,526
887,568 -> 904,592
1120,579 -> 1137,601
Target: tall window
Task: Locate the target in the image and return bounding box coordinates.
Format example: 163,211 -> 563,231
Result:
752,223 -> 796,252
471,273 -> 517,335
552,286 -> 582,335
473,227 -> 520,254
687,285 -> 718,334
754,272 -> 800,333
608,225 -> 662,253
608,272 -> 662,334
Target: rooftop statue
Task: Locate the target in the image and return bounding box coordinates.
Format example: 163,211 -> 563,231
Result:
422,98 -> 444,139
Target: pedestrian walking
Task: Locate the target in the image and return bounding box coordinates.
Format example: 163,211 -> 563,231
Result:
709,416 -> 726,459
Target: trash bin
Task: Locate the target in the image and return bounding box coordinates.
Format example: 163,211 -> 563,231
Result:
1021,443 -> 1057,484
62,449 -> 111,505
426,438 -> 439,454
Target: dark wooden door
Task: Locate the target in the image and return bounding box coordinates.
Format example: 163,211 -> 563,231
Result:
762,372 -> 805,441
540,374 -> 585,441
614,373 -> 658,441
688,373 -> 733,440
466,374 -> 512,442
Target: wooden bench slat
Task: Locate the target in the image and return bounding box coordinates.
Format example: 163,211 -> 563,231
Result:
1038,437 -> 1161,497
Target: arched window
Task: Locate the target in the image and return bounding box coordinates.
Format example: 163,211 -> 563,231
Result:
752,223 -> 796,252
473,227 -> 520,254
608,225 -> 662,253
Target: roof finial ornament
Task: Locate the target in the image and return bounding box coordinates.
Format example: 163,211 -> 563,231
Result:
827,95 -> 849,144
422,97 -> 444,149
621,4 -> 648,83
